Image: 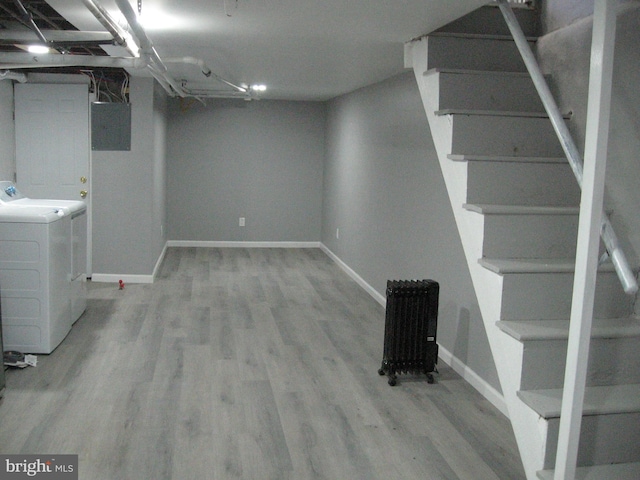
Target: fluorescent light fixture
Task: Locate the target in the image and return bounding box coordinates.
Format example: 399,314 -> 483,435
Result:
251,84 -> 267,92
27,45 -> 50,54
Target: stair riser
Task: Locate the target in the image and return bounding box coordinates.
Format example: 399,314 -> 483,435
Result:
426,36 -> 530,72
501,272 -> 632,320
436,72 -> 545,113
466,162 -> 581,206
450,115 -> 566,157
520,337 -> 640,390
545,413 -> 640,468
481,214 -> 579,258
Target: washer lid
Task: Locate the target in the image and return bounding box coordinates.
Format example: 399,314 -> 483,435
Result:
0,181 -> 86,214
0,205 -> 66,223
5,198 -> 86,215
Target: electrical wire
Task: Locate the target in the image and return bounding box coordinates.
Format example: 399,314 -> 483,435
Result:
79,68 -> 130,103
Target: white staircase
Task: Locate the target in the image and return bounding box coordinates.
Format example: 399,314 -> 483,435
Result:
405,6 -> 640,480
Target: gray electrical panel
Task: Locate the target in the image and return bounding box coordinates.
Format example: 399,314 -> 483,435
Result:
91,102 -> 132,151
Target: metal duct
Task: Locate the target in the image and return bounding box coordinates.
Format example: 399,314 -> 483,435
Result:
0,70 -> 27,82
0,30 -> 114,44
0,52 -> 144,70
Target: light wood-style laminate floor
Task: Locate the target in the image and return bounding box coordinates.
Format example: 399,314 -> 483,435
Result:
0,248 -> 525,479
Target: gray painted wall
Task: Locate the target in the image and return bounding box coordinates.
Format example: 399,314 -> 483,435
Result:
91,77 -> 167,276
165,99 -> 325,242
322,71 -> 500,391
537,2 -> 640,306
0,81 -> 15,181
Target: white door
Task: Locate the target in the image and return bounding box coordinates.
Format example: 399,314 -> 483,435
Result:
14,82 -> 92,275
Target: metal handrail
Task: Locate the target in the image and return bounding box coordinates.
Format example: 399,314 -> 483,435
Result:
496,0 -> 638,295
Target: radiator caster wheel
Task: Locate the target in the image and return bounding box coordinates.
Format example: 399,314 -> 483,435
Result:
388,376 -> 397,386
378,368 -> 385,376
426,373 -> 434,384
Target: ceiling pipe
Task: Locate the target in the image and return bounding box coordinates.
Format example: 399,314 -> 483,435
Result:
164,56 -> 212,77
163,56 -> 249,94
113,0 -> 166,72
0,0 -> 254,100
13,0 -> 48,45
112,0 -> 192,97
81,0 -> 184,97
81,0 -> 138,56
113,0 -> 249,98
0,30 -> 114,44
146,61 -> 188,97
182,89 -> 255,99
0,70 -> 27,82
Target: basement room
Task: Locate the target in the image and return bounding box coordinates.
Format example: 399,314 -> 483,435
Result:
0,1 -> 639,479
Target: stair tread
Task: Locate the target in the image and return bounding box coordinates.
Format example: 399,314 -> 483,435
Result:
464,204 -> 579,215
436,108 -> 570,119
424,67 -> 536,78
518,384 -> 640,418
428,31 -> 538,42
436,109 -> 547,118
537,462 -> 640,480
448,154 -> 568,164
479,258 -> 616,274
497,317 -> 640,341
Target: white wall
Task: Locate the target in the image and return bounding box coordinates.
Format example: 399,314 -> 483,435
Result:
166,99 -> 325,243
0,81 -> 15,181
322,71 -> 501,392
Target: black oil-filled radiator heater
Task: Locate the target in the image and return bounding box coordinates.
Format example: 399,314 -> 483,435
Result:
378,279 -> 439,386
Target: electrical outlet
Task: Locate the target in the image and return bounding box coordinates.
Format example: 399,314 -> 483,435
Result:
239,217 -> 245,227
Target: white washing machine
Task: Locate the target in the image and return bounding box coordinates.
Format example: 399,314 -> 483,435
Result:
0,205 -> 72,354
0,181 -> 87,323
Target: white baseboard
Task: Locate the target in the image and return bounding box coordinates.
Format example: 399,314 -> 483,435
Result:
319,243 -> 508,417
90,273 -> 155,284
91,242 -> 168,284
319,243 -> 386,306
437,345 -> 508,416
167,240 -> 321,249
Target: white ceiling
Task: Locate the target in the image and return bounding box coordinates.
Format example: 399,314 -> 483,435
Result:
44,0 -> 487,101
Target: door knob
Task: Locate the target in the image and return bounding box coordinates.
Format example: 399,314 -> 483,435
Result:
80,190 -> 88,199
80,176 -> 87,184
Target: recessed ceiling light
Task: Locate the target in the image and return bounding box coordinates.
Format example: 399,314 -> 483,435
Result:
27,45 -> 50,54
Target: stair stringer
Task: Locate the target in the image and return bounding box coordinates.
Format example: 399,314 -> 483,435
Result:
407,36 -> 550,479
